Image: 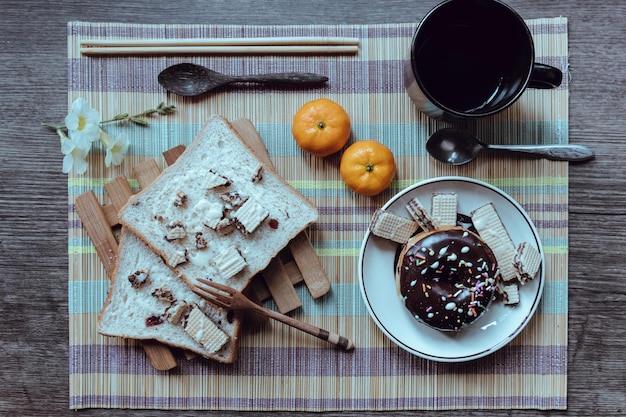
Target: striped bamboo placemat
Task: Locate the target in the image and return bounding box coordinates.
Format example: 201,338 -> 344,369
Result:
67,19 -> 568,411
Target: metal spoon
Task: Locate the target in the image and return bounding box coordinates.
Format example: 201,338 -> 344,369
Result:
157,62 -> 328,96
426,128 -> 595,165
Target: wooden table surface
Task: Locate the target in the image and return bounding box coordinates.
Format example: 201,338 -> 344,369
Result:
1,0 -> 624,416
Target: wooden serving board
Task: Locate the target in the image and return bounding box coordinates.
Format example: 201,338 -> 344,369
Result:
74,117 -> 330,370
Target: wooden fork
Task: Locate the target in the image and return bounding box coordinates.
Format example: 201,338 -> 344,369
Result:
193,278 -> 355,351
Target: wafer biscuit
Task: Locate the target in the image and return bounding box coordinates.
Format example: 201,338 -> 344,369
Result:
232,197 -> 269,235
164,222 -> 186,241
514,242 -> 542,283
499,282 -> 520,305
405,197 -> 436,232
212,245 -> 247,279
184,304 -> 229,353
431,192 -> 457,228
164,249 -> 188,267
471,203 -> 517,281
370,209 -> 419,243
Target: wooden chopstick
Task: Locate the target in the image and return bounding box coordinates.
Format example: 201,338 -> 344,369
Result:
80,45 -> 359,55
80,36 -> 360,47
79,36 -> 360,55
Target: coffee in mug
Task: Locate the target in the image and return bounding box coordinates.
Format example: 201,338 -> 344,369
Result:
403,0 -> 563,121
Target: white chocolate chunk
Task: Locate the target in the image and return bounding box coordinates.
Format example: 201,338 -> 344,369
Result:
205,169 -> 231,189
250,164 -> 263,182
215,217 -> 235,236
202,201 -> 226,229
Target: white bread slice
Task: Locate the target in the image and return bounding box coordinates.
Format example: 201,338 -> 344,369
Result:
118,115 -> 318,294
98,229 -> 240,363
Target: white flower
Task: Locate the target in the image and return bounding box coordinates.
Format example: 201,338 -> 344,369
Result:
100,130 -> 129,167
64,98 -> 101,145
61,134 -> 90,174
45,100 -> 174,175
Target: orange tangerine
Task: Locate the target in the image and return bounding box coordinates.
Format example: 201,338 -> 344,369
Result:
339,140 -> 396,196
292,98 -> 351,157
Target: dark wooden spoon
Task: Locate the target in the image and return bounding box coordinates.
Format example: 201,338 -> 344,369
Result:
158,62 -> 328,96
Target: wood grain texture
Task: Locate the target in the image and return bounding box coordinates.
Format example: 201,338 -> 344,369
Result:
0,0 -> 624,416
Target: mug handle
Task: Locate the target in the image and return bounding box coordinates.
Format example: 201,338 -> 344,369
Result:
528,63 -> 563,89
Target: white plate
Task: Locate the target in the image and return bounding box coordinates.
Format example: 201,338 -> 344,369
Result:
358,176 -> 545,362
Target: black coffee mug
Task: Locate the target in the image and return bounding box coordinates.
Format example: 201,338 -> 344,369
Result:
403,0 -> 563,121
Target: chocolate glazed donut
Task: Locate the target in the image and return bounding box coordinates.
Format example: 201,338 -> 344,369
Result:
396,226 -> 500,332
